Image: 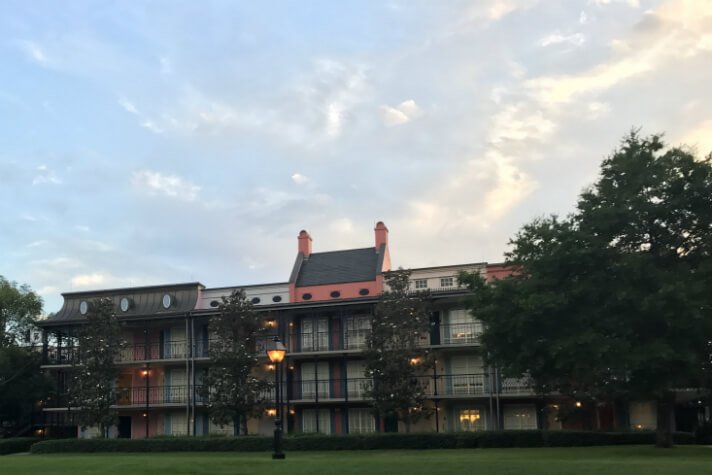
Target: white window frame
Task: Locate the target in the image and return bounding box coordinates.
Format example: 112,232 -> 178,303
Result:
414,279 -> 428,289
440,277 -> 454,287
348,408 -> 375,433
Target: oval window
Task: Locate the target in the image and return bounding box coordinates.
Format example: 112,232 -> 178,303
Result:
302,293 -> 312,300
251,297 -> 261,304
272,296 -> 282,303
210,300 -> 219,308
330,291 -> 341,298
359,288 -> 370,296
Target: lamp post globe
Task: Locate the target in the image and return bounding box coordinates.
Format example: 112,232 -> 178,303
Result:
266,336 -> 287,460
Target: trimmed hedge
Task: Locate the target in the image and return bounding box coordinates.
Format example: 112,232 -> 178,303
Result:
0,438 -> 40,455
29,431 -> 697,454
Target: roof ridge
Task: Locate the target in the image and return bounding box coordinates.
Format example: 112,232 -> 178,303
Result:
309,247 -> 375,256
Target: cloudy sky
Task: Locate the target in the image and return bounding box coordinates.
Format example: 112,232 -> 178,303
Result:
1,0 -> 711,312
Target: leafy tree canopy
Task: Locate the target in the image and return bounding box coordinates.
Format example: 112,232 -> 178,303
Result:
203,289 -> 270,435
364,268 -> 433,431
0,276 -> 43,348
460,131 -> 712,447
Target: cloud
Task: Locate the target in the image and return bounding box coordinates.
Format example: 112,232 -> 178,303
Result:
678,120 -> 712,156
70,273 -> 106,287
291,173 -> 309,185
118,97 -> 139,115
540,31 -> 585,47
131,170 -> 201,201
590,0 -> 640,7
17,40 -> 50,65
381,99 -> 423,126
32,165 -> 62,185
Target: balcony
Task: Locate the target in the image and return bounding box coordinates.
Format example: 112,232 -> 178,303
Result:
45,385 -> 206,409
437,323 -> 483,346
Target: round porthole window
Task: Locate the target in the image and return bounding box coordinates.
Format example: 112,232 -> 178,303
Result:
330,290 -> 341,298
272,295 -> 282,303
120,297 -> 131,312
251,297 -> 261,304
210,300 -> 219,308
302,293 -> 312,300
359,288 -> 370,296
162,294 -> 173,309
79,300 -> 89,315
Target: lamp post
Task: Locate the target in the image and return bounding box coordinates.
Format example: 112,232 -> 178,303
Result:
266,336 -> 287,460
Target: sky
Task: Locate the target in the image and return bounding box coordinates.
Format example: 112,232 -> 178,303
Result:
1,0 -> 711,313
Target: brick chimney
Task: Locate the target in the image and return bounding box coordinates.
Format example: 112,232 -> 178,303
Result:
298,230 -> 312,257
374,221 -> 389,248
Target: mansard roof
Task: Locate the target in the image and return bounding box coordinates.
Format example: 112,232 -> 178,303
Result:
294,246 -> 385,286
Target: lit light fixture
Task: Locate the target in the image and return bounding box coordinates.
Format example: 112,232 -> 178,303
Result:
266,364 -> 276,371
289,409 -> 296,415
266,339 -> 287,364
142,413 -> 148,418
575,401 -> 582,408
140,369 -> 150,377
409,357 -> 421,365
266,319 -> 277,328
266,408 -> 277,417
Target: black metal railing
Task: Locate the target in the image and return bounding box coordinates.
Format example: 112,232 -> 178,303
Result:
437,323 -> 483,345
45,385 -> 206,408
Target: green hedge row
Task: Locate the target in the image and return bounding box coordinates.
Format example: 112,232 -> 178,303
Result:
0,438 -> 40,455
29,431 -> 696,454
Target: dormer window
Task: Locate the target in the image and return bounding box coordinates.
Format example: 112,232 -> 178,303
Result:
440,277 -> 454,287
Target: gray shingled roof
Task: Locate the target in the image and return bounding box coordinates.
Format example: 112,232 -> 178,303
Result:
295,247 -> 379,286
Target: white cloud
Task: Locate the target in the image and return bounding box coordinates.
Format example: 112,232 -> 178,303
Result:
71,273 -> 106,287
540,31 -> 585,48
579,11 -> 589,24
32,165 -> 62,185
590,0 -> 640,7
17,40 -> 50,65
118,97 -> 139,115
678,120 -> 712,156
587,101 -> 611,119
131,170 -> 201,201
489,104 -> 556,144
291,173 -> 309,185
381,99 -> 423,126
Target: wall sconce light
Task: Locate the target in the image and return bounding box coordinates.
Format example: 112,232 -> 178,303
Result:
140,369 -> 150,377
142,413 -> 148,418
409,357 -> 421,365
266,408 -> 277,417
266,320 -> 277,328
289,409 -> 296,416
266,364 -> 275,371
575,401 -> 582,408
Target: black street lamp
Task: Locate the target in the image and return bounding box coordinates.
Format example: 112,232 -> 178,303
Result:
266,336 -> 287,460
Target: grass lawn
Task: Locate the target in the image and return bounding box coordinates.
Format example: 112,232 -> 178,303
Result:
4,446 -> 711,475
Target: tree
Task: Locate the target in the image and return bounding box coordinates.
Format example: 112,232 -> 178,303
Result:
364,268 -> 433,432
460,131 -> 712,447
0,276 -> 49,436
67,297 -> 125,437
0,276 -> 43,348
202,289 -> 270,436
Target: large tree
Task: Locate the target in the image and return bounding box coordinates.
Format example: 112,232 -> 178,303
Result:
202,289 -> 270,436
460,131 -> 712,447
67,297 -> 125,437
0,276 -> 49,436
364,268 -> 433,432
0,276 -> 43,348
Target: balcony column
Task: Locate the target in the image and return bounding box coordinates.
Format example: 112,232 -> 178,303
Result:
57,332 -> 63,364
314,355 -> 319,433
42,330 -> 49,364
342,353 -> 349,434
145,363 -> 150,438
190,315 -> 196,436
433,362 -> 439,433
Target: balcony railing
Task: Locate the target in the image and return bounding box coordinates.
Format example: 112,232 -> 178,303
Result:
45,385 -> 206,408
343,329 -> 370,350
438,323 -> 483,346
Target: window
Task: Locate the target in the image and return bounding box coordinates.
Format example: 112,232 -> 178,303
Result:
300,362 -> 330,398
349,409 -> 375,433
300,318 -> 329,351
414,279 -> 428,289
302,409 -> 331,434
503,405 -> 537,430
629,402 -> 656,430
458,409 -> 486,432
440,277 -> 454,287
344,315 -> 371,350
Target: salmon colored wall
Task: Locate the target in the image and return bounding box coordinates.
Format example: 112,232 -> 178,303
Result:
131,413 -> 159,439
486,264 -> 515,281
293,280 -> 381,303
331,362 -> 342,398
130,367 -> 164,404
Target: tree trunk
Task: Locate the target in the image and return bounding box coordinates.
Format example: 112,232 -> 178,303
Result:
241,414 -> 248,436
655,392 -> 675,448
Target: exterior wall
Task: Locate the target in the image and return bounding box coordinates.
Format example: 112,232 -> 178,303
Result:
486,263 -> 514,281
196,284 -> 289,309
400,264 -> 486,291
292,280 -> 381,303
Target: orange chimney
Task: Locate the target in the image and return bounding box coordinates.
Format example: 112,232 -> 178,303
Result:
374,221 -> 388,248
298,230 -> 312,257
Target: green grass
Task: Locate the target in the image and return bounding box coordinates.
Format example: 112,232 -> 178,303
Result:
4,446 -> 711,475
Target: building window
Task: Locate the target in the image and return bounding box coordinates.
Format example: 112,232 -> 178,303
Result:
629,402 -> 657,430
458,409 -> 486,432
414,279 -> 428,289
440,277 -> 454,287
349,408 -> 375,433
503,405 -> 537,430
302,409 -> 331,434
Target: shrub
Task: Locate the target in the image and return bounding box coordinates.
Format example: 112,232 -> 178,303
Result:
0,438 -> 39,455
28,430 -> 699,454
